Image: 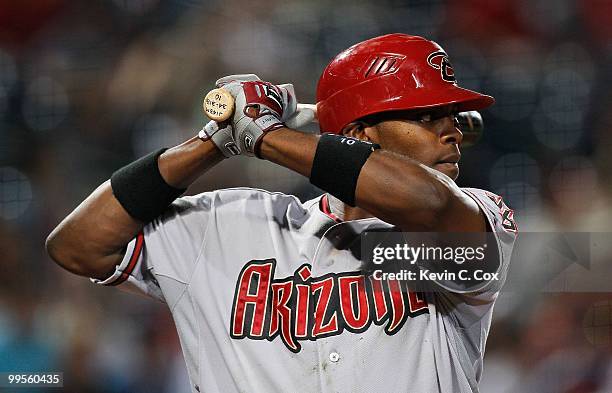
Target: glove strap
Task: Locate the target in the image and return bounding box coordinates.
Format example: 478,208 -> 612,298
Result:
198,122 -> 240,157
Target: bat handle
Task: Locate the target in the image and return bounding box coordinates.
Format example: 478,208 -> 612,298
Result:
203,88 -> 235,122
456,111 -> 483,147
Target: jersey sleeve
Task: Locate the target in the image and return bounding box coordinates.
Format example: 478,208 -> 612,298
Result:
458,187 -> 517,294
431,189 -> 518,375
90,193 -> 215,303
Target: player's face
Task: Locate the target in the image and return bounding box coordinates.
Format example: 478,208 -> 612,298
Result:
363,106 -> 463,180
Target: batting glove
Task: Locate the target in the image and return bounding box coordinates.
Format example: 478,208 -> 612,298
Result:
215,75 -> 298,157
198,120 -> 240,157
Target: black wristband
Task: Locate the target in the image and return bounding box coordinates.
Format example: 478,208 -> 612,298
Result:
310,134 -> 380,206
111,148 -> 186,222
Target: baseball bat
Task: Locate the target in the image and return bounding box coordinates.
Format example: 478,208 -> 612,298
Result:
455,111 -> 483,147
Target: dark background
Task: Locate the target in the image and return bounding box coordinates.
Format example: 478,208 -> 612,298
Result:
1,0 -> 611,392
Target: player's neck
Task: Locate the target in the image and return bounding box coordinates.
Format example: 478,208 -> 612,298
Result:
327,194 -> 374,221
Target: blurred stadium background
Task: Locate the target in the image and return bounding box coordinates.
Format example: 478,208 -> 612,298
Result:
0,0 -> 611,392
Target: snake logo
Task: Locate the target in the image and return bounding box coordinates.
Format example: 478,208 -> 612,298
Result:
426,51 -> 456,83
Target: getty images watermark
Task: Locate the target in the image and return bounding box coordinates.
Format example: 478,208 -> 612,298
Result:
361,232 -> 501,292
370,241 -> 499,282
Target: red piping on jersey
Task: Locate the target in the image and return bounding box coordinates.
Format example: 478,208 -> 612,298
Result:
107,231 -> 144,286
319,194 -> 342,223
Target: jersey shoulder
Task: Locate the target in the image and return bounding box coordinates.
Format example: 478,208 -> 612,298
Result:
201,187 -> 305,208
182,187 -> 309,222
461,187 -> 518,234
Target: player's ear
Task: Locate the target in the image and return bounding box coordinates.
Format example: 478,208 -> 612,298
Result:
342,121 -> 375,142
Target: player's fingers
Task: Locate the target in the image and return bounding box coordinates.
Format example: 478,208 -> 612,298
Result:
285,104 -> 317,129
222,83 -> 243,98
215,74 -> 261,87
277,83 -> 297,121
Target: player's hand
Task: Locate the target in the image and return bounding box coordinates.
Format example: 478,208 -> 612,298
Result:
199,74 -> 263,157
199,120 -> 240,157
214,75 -> 315,130
215,75 -> 298,157
284,104 -> 317,130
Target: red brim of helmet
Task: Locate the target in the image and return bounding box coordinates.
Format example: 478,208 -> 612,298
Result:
429,85 -> 495,112
371,85 -> 495,116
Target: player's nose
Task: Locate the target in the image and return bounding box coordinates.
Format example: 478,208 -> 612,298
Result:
440,116 -> 463,146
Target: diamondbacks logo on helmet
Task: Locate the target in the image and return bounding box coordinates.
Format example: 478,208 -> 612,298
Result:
426,51 -> 456,83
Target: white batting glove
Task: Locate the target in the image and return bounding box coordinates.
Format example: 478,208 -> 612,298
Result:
285,104 -> 317,129
198,121 -> 240,157
215,76 -> 297,157
201,74 -> 307,157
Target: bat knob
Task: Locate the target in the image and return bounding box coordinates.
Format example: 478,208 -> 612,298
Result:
203,88 -> 235,122
456,111 -> 484,147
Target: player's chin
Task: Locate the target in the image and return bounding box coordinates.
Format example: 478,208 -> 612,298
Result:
434,162 -> 459,179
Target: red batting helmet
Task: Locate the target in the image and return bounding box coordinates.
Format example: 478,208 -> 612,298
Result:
316,34 -> 495,134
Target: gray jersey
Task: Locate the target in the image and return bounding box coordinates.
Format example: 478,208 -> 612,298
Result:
92,187 -> 516,393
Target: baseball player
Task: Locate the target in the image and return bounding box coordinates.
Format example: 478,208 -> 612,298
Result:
46,34 -> 517,393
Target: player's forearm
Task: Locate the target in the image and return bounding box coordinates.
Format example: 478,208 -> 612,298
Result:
259,128 -> 318,177
260,128 -> 456,230
158,136 -> 224,189
46,137 -> 223,278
